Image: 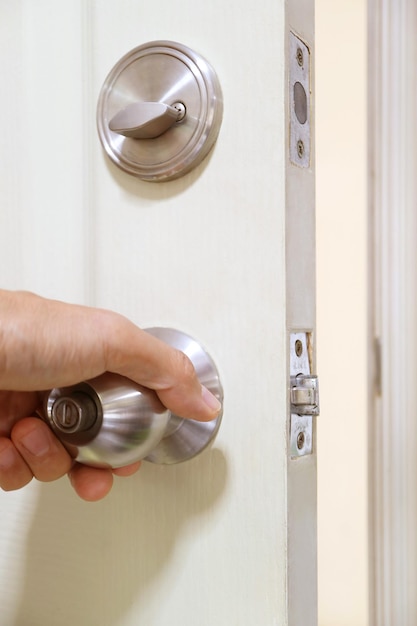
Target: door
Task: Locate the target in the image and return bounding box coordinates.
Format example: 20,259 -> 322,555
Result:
0,1 -> 316,624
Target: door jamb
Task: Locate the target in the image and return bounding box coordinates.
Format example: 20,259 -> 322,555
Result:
368,0 -> 417,622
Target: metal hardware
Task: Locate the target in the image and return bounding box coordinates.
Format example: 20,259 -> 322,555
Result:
109,102 -> 182,139
296,47 -> 304,67
295,338 -> 303,357
290,414 -> 313,457
290,33 -> 311,168
290,374 -> 319,416
289,332 -> 318,458
41,328 -> 223,468
51,392 -> 97,434
97,40 -> 223,182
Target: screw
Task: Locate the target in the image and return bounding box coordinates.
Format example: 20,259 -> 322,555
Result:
172,101 -> 186,122
296,47 -> 304,67
297,139 -> 305,159
297,431 -> 305,450
295,339 -> 303,357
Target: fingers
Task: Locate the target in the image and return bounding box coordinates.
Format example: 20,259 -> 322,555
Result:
68,464 -> 114,501
0,437 -> 33,490
0,417 -> 142,499
152,348 -> 222,422
112,461 -> 142,477
103,320 -> 222,422
0,418 -> 72,491
0,291 -> 221,501
68,461 -> 142,501
0,390 -> 41,437
0,291 -> 221,423
0,418 -> 141,499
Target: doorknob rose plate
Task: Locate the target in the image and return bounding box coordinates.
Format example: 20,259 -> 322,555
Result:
97,41 -> 223,181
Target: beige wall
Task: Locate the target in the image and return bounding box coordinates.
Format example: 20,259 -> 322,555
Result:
316,1 -> 368,625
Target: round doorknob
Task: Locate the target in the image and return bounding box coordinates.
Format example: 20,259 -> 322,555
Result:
40,328 -> 223,468
97,40 -> 223,181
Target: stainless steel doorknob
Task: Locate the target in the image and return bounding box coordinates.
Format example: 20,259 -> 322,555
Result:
41,328 -> 223,468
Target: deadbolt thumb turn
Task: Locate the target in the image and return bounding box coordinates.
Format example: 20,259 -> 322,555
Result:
97,41 -> 223,181
40,328 -> 223,468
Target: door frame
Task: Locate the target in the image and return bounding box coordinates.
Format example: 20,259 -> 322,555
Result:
368,0 -> 417,622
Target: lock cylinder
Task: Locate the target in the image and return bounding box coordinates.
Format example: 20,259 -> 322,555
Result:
50,392 -> 98,434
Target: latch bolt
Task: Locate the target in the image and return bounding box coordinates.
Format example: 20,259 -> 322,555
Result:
290,374 -> 320,416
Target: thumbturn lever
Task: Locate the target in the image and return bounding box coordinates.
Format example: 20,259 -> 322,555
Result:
40,328 -> 223,468
109,102 -> 185,139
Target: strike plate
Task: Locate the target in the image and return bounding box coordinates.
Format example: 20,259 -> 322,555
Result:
289,32 -> 311,168
289,332 -> 318,458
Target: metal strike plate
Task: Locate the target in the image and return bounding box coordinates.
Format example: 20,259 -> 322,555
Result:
97,40 -> 223,182
289,332 -> 318,458
289,32 -> 311,168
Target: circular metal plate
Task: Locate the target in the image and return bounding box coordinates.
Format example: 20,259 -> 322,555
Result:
97,41 -> 223,181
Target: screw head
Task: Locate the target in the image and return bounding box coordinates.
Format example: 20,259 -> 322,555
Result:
296,47 -> 304,67
297,431 -> 305,450
297,140 -> 305,158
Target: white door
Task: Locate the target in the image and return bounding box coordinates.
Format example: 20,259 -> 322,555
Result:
0,1 -> 316,625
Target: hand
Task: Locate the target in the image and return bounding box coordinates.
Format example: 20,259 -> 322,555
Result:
0,290 -> 221,501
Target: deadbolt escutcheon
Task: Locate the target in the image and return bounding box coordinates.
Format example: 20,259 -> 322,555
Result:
97,40 -> 223,182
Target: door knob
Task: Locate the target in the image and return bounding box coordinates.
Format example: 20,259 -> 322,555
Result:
97,40 -> 223,181
40,328 -> 223,468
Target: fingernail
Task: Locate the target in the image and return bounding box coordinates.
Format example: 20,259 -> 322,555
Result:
201,386 -> 222,414
20,428 -> 50,457
0,444 -> 16,469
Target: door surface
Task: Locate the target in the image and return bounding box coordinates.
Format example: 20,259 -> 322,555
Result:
0,1 -> 316,625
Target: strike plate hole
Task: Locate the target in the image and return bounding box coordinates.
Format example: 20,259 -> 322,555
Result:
294,81 -> 307,125
295,339 -> 303,357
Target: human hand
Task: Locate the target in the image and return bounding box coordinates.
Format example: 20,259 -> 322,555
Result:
0,290 -> 221,501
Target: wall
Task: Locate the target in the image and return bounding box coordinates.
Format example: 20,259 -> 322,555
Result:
316,1 -> 368,624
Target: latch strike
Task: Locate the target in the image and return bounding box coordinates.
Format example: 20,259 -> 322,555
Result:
289,332 -> 319,458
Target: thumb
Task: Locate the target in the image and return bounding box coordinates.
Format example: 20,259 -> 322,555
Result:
103,317 -> 222,422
